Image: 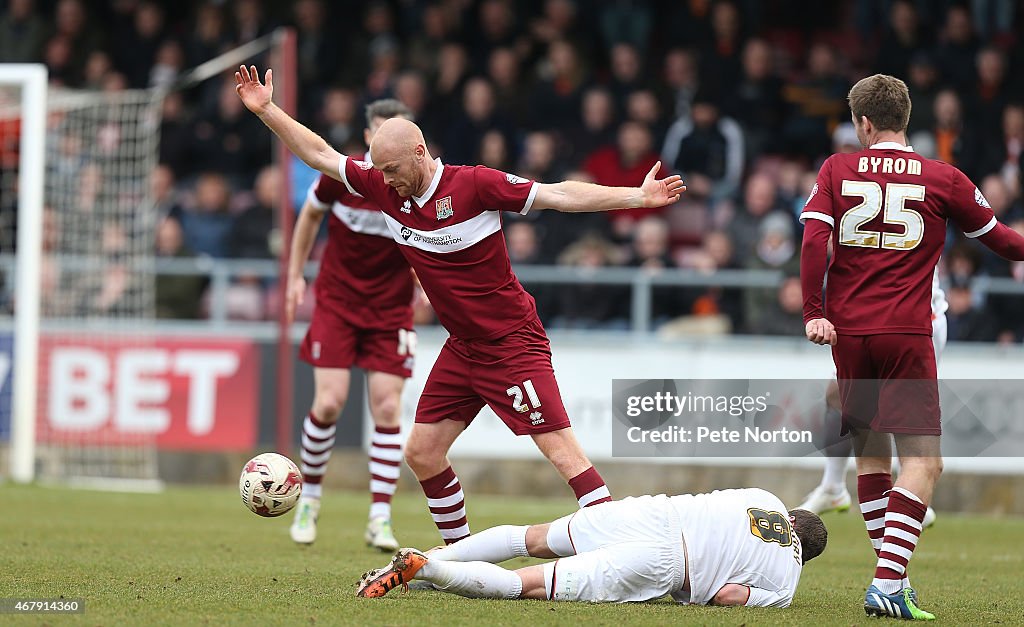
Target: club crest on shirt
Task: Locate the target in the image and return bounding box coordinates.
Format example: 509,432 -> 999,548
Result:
804,183 -> 819,207
400,226 -> 413,240
436,196 -> 453,220
975,187 -> 991,209
506,173 -> 529,184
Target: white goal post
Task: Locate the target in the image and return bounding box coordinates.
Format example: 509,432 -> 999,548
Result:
1,64 -> 46,484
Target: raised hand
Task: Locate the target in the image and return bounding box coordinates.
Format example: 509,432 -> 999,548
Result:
235,65 -> 273,114
640,161 -> 686,208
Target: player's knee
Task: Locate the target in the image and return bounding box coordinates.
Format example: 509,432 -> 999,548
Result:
402,437 -> 439,472
313,391 -> 347,422
525,524 -> 557,558
369,392 -> 401,426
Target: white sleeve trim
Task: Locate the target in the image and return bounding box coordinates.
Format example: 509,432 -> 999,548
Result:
964,216 -> 997,239
799,211 -> 835,227
306,182 -> 329,211
521,182 -> 539,215
337,155 -> 358,196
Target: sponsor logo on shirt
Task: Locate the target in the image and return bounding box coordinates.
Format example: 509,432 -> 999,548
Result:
436,196 -> 453,220
353,159 -> 372,170
975,187 -> 992,209
412,232 -> 463,246
506,173 -> 529,184
397,224 -> 463,247
400,199 -> 412,213
529,411 -> 544,425
804,183 -> 819,207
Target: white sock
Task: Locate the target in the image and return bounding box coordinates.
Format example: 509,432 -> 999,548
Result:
302,484 -> 322,500
821,455 -> 849,492
429,525 -> 529,563
369,503 -> 390,520
419,559 -> 523,599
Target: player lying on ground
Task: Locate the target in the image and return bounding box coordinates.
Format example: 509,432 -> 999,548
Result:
235,64 -> 684,544
797,269 -> 943,531
288,99 -> 417,551
357,488 -> 826,608
801,73 -> 1024,620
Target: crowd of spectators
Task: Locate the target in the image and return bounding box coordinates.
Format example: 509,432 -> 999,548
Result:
2,0 -> 1023,340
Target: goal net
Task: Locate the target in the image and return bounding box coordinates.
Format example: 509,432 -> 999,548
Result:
0,33 -> 281,489
0,75 -> 164,489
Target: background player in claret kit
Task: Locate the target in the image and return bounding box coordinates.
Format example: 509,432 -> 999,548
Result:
286,99 -> 417,551
356,488 -> 826,608
235,64 -> 685,544
800,74 -> 1024,620
797,268 -> 944,530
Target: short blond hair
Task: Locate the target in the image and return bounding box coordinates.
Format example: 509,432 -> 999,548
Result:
848,74 -> 912,133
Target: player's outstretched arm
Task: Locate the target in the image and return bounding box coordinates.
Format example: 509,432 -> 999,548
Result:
532,161 -> 685,213
235,65 -> 343,180
977,221 -> 1024,261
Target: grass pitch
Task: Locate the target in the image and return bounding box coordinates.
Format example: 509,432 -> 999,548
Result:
2,483 -> 1022,626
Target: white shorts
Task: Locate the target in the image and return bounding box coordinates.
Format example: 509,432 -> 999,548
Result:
542,495 -> 685,603
931,312 -> 947,362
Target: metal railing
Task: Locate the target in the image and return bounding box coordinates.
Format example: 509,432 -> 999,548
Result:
3,253 -> 1024,332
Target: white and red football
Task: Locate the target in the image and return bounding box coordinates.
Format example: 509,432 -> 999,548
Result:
239,453 -> 303,517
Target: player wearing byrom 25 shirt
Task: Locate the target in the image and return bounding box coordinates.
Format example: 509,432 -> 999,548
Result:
287,99 -> 416,551
356,488 -> 826,608
235,65 -> 686,544
796,268 -> 945,529
800,74 -> 1024,620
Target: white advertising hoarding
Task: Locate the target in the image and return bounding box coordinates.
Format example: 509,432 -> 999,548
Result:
376,333 -> 1024,474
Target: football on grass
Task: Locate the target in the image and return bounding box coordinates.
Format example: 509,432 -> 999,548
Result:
239,453 -> 303,517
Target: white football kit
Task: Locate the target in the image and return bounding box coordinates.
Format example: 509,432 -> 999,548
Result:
542,488 -> 803,607
929,268 -> 948,359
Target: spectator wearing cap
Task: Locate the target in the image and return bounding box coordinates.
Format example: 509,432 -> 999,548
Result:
831,123 -> 861,154
743,211 -> 799,332
662,88 -> 744,201
727,172 -> 781,262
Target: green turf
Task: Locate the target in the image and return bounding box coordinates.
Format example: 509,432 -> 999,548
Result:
1,483 -> 1022,626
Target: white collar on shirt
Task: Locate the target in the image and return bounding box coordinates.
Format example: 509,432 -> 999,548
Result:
869,142 -> 915,152
413,158 -> 444,207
